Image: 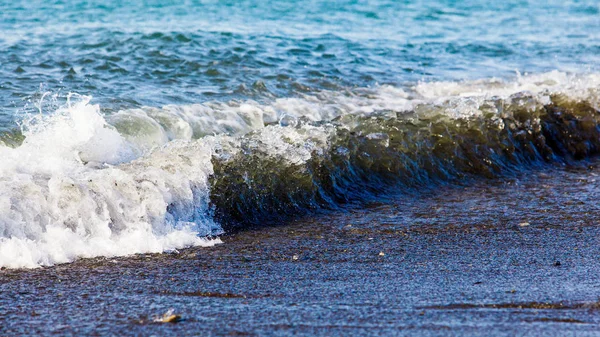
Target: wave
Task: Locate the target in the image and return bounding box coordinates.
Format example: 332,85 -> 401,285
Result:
1,71 -> 599,268
0,96 -> 222,268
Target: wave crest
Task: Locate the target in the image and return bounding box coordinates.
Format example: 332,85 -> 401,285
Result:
2,71 -> 599,268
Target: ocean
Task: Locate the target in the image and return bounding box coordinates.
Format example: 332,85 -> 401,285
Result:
1,1 -> 600,335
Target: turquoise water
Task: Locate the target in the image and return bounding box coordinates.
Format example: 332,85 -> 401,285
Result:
0,0 -> 600,268
1,0 -> 598,115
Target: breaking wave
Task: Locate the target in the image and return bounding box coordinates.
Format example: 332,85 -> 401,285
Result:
1,71 -> 599,268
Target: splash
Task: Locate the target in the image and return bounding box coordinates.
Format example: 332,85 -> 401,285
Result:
1,71 -> 599,268
0,95 -> 221,268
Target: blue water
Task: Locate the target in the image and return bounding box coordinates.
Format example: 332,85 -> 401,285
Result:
1,0 -> 598,121
1,0 -> 600,269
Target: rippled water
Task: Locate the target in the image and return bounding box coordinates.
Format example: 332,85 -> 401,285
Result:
2,1 -> 599,114
0,0 -> 599,268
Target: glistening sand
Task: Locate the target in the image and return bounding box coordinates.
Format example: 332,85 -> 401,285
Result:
2,162 -> 600,336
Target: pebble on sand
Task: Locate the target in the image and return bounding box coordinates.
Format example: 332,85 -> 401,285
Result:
154,309 -> 182,323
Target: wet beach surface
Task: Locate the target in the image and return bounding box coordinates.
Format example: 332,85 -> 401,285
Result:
2,162 -> 600,336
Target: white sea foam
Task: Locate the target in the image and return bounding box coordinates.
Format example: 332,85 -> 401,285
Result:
411,71 -> 600,119
1,71 -> 598,268
0,95 -> 221,268
108,71 -> 600,145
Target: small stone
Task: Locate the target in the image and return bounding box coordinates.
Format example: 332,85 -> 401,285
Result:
154,309 -> 182,323
161,314 -> 182,323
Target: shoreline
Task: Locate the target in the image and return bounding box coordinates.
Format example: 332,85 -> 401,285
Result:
2,163 -> 600,336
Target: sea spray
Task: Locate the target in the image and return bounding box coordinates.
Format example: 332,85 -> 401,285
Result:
0,96 -> 221,268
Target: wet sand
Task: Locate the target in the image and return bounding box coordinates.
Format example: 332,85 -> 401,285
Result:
2,163 -> 600,336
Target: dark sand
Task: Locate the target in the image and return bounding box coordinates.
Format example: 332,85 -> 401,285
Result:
2,163 -> 600,336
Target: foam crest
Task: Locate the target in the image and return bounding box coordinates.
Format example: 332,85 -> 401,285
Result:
107,72 -> 600,145
414,71 -> 600,99
0,97 -> 221,268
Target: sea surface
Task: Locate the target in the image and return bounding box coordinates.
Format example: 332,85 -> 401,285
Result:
0,0 -> 599,269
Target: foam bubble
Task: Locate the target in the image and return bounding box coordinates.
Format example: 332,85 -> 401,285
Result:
0,96 -> 221,268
